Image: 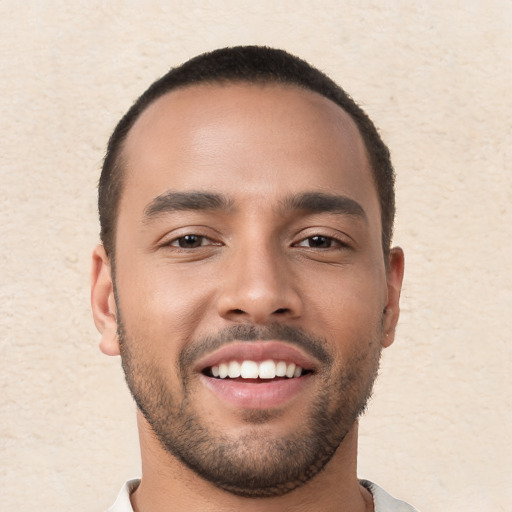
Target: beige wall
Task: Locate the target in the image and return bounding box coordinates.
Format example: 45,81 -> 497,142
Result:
1,1 -> 510,510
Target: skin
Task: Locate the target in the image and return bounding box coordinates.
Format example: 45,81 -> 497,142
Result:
91,83 -> 404,512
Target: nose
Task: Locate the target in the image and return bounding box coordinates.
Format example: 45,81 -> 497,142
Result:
216,241 -> 303,325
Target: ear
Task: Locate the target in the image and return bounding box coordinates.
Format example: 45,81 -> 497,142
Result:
91,245 -> 120,356
381,247 -> 405,348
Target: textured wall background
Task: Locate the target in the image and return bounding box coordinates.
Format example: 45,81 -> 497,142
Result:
1,1 -> 510,510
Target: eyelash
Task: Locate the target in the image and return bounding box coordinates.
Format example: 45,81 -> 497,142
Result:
165,234 -> 219,249
162,233 -> 349,251
294,234 -> 349,250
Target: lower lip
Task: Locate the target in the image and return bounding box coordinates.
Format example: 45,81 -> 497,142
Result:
200,374 -> 312,409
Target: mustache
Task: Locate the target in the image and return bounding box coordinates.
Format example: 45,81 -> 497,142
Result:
179,323 -> 332,373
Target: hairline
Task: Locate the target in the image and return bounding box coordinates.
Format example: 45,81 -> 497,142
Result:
109,78 -> 389,265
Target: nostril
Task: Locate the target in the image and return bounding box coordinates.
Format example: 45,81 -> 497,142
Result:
233,309 -> 245,315
273,308 -> 288,315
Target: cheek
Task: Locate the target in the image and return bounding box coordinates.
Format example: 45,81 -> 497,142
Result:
302,265 -> 386,353
115,260 -> 217,355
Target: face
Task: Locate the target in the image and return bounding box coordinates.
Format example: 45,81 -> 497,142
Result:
92,83 -> 404,497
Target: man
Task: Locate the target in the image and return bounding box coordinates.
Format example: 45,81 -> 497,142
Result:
91,46 -> 416,511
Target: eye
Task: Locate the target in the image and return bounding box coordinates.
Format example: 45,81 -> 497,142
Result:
171,234 -> 210,249
296,235 -> 340,249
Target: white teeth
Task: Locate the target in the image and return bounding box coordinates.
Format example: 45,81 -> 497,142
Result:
276,361 -> 287,377
285,362 -> 296,378
219,363 -> 228,379
228,361 -> 241,378
259,360 -> 276,379
240,360 -> 259,378
211,360 -> 305,379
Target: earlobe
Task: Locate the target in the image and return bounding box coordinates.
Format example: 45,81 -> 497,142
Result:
381,247 -> 405,348
91,245 -> 120,356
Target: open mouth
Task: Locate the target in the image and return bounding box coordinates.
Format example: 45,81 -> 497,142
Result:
202,359 -> 313,380
197,344 -> 317,408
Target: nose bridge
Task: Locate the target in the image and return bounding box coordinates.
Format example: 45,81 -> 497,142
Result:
217,232 -> 302,323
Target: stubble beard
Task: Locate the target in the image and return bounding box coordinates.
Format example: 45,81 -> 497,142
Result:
117,315 -> 382,498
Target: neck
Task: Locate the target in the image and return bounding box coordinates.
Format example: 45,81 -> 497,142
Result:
130,412 -> 373,512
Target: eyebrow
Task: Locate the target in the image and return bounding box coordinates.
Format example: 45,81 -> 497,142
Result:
281,192 -> 368,222
143,190 -> 367,223
143,191 -> 233,221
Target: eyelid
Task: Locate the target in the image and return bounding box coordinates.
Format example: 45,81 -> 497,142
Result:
292,228 -> 354,248
167,234 -> 220,247
294,236 -> 348,249
156,226 -> 223,249
170,235 -> 203,247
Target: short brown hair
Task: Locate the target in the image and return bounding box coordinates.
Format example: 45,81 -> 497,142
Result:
99,46 -> 395,259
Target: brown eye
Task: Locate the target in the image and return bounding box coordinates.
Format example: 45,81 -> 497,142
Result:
308,236 -> 332,248
298,235 -> 336,249
175,235 -> 205,248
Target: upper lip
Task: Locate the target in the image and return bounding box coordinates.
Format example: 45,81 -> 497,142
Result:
195,341 -> 319,373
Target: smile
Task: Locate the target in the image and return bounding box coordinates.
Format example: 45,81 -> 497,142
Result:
206,359 -> 307,379
196,341 -> 317,409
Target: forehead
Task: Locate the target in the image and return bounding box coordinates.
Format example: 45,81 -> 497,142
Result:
120,82 -> 379,223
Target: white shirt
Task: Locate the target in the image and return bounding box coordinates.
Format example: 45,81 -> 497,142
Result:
107,478 -> 419,511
